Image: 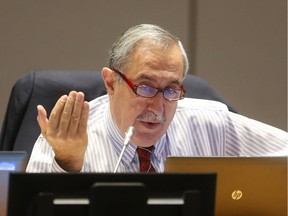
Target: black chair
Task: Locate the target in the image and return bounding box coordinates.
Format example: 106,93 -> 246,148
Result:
0,70 -> 236,156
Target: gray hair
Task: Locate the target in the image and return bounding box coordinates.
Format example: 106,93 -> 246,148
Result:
109,24 -> 189,77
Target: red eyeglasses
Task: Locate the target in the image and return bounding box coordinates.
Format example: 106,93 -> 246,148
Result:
113,69 -> 186,101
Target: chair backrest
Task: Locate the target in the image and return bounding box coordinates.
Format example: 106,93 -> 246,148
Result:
0,70 -> 236,156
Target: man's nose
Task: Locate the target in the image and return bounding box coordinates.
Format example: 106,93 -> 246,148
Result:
146,92 -> 165,115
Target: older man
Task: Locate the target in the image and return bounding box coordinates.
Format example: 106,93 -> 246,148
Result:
26,24 -> 288,173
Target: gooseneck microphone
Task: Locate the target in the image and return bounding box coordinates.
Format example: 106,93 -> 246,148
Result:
113,126 -> 135,173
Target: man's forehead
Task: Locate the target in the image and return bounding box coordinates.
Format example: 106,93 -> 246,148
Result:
127,44 -> 184,77
131,40 -> 182,62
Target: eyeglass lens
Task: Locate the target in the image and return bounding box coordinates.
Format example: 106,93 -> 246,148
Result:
136,85 -> 182,100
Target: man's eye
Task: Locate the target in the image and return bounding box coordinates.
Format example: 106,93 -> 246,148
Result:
137,85 -> 158,96
166,89 -> 177,94
140,85 -> 151,90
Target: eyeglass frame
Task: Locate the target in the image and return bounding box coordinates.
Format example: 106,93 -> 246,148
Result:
112,68 -> 186,101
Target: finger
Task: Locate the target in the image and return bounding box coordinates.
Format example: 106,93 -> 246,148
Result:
78,101 -> 90,135
58,91 -> 77,132
37,105 -> 49,135
68,92 -> 85,134
48,95 -> 68,132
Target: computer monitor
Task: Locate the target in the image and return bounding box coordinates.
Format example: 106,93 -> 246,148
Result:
0,151 -> 28,216
7,173 -> 216,216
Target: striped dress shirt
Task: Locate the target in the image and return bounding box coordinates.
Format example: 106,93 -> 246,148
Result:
26,95 -> 288,173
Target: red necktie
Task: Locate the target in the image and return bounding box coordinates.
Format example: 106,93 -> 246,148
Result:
136,146 -> 156,172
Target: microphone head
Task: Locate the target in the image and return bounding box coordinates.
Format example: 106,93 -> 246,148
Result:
124,126 -> 135,146
126,126 -> 135,136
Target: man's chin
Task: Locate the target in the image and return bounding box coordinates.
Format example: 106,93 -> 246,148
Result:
132,130 -> 165,147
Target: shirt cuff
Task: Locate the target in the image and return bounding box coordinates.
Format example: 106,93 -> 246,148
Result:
51,158 -> 85,173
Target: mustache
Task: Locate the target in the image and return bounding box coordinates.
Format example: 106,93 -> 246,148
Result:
136,112 -> 166,122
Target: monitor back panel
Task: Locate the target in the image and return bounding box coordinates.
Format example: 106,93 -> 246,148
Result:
7,172 -> 217,216
165,156 -> 287,216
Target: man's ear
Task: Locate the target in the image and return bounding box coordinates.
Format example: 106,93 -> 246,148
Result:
102,67 -> 116,96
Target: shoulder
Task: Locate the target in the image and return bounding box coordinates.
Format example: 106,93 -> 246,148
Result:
176,98 -> 229,112
167,98 -> 229,153
87,94 -> 109,126
172,98 -> 229,128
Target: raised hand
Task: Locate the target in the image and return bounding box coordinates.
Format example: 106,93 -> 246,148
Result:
37,91 -> 90,172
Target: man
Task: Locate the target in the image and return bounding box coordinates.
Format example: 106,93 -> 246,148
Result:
26,24 -> 288,173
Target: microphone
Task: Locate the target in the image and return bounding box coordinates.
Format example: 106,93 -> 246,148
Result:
113,126 -> 135,173
124,126 -> 135,146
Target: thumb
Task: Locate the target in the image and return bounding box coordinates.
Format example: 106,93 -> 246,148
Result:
37,105 -> 48,135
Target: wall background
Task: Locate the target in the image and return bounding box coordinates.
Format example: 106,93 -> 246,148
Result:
0,0 -> 287,134
194,0 -> 287,131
